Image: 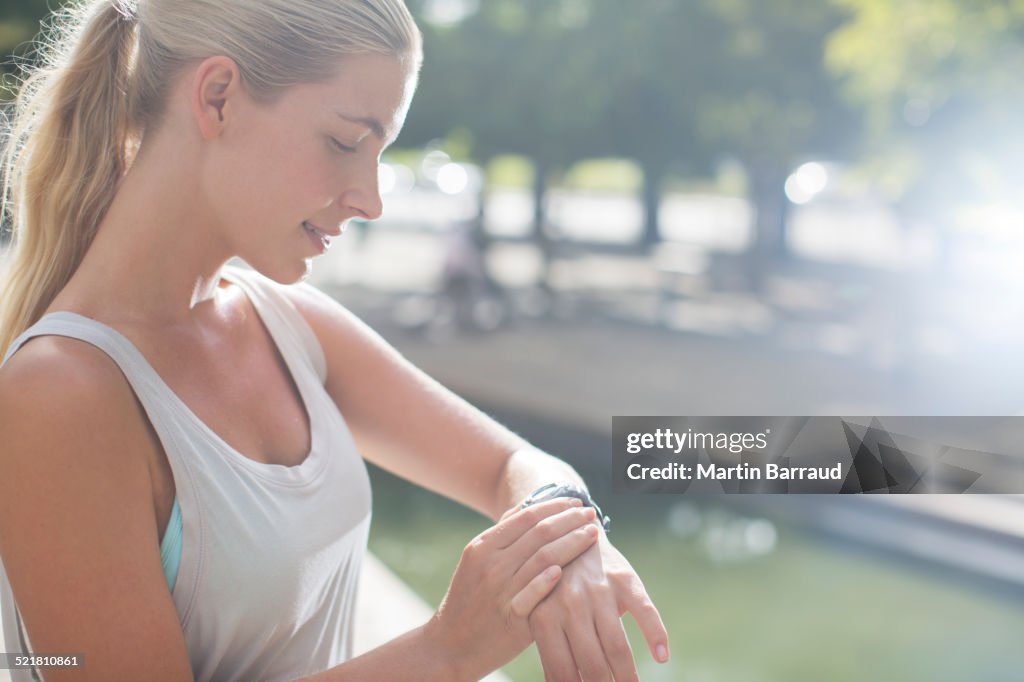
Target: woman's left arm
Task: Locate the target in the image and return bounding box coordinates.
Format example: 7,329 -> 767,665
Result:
284,281 -> 564,518
285,282 -> 669,680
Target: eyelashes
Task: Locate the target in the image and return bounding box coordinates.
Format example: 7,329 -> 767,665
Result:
329,137 -> 357,154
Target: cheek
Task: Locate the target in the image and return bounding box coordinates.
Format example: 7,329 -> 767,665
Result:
239,142 -> 329,222
293,153 -> 339,203
266,133 -> 341,208
201,125 -> 340,232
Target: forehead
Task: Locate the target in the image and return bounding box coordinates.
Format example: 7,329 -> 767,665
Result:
291,53 -> 416,141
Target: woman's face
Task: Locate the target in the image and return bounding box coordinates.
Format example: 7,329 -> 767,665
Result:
204,53 -> 416,282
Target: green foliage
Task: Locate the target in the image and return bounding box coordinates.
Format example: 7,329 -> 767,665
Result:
826,0 -> 1024,217
563,158 -> 642,193
697,0 -> 859,168
0,0 -> 65,100
486,154 -> 533,189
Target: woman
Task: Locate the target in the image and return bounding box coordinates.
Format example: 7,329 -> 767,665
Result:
0,1 -> 669,680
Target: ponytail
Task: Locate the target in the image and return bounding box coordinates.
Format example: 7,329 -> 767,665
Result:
0,1 -> 139,356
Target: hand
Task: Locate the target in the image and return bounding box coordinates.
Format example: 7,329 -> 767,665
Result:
528,528 -> 669,682
425,498 -> 602,681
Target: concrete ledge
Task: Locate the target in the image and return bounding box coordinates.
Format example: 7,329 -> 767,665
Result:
0,552 -> 510,682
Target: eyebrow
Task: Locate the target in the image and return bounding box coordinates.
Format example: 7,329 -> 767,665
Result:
334,111 -> 388,141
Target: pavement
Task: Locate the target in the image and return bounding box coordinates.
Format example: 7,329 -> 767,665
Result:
308,226 -> 1024,423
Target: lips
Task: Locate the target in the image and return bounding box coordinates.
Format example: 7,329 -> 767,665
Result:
302,222 -> 331,254
303,221 -> 341,239
305,222 -> 342,237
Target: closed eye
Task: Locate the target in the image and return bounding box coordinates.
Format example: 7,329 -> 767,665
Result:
329,137 -> 357,153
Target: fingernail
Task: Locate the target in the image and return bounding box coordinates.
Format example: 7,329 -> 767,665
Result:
570,498 -> 584,507
585,507 -> 597,520
586,524 -> 599,537
656,644 -> 668,663
545,565 -> 561,580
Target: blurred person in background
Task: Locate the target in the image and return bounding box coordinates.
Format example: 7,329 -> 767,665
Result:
0,0 -> 667,680
438,214 -> 506,333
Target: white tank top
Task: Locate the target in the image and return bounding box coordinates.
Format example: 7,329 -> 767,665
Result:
0,263 -> 372,681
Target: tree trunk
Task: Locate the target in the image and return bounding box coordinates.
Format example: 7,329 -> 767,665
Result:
640,162 -> 665,249
530,159 -> 554,290
531,159 -> 549,239
746,164 -> 791,291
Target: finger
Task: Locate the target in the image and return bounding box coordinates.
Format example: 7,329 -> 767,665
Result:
498,505 -> 519,522
595,608 -> 639,682
506,506 -> 598,565
479,497 -> 583,549
508,565 -> 562,619
622,583 -> 670,665
532,617 -> 579,682
510,522 -> 599,594
566,618 -> 612,682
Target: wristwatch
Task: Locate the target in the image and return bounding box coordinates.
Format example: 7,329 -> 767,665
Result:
520,483 -> 611,533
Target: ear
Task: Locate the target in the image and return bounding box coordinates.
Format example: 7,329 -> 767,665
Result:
190,55 -> 243,140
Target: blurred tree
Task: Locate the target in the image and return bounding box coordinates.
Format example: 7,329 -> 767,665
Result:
587,0 -> 720,248
405,0 -> 723,253
2,0 -> 52,243
699,0 -> 860,286
401,0 -> 611,288
827,0 -> 1024,268
404,0 -> 863,286
392,0 -> 467,148
417,1 -> 602,236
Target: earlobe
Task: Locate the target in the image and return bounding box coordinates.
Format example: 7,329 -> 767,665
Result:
192,56 -> 240,139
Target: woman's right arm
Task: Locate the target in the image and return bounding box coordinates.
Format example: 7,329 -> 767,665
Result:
0,338 -> 196,682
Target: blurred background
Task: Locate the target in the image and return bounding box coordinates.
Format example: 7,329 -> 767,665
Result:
3,0 -> 1024,680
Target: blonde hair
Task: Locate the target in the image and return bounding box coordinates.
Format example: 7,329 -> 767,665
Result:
0,0 -> 422,356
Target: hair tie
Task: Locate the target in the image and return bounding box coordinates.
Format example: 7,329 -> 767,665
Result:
113,0 -> 139,23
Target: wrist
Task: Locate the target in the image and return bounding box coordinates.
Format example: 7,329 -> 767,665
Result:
419,615 -> 461,682
421,612 -> 480,682
520,482 -> 611,533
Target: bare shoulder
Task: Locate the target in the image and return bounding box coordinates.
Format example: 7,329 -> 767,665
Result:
0,334 -> 148,451
0,336 -> 193,680
279,280 -> 400,368
2,333 -> 130,397
278,279 -> 439,395
280,280 -> 375,338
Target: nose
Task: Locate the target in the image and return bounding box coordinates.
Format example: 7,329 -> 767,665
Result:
340,161 -> 384,222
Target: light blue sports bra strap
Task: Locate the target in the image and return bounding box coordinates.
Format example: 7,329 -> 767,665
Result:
160,498 -> 182,592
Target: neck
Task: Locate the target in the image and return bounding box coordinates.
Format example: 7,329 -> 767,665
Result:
58,133 -> 235,328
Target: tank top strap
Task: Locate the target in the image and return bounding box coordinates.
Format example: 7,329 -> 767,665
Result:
220,264 -> 328,385
3,311 -> 194,439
